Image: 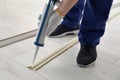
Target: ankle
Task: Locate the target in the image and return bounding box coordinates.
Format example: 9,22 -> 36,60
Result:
55,8 -> 65,17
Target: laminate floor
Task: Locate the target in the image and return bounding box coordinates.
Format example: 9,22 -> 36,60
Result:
0,0 -> 120,80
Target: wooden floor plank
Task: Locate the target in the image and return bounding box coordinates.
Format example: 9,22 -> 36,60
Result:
36,58 -> 102,80
0,53 -> 47,80
0,0 -> 47,40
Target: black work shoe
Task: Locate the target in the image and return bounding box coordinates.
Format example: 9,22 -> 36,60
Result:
77,44 -> 97,67
49,24 -> 80,37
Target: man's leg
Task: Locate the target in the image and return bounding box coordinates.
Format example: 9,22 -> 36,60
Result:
61,0 -> 84,28
49,0 -> 85,37
77,0 -> 113,66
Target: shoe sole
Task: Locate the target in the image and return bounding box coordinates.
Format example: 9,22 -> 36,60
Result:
77,62 -> 95,67
49,30 -> 79,38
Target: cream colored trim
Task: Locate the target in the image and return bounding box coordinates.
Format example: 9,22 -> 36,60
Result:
112,2 -> 120,9
108,12 -> 120,22
27,37 -> 79,70
0,29 -> 37,48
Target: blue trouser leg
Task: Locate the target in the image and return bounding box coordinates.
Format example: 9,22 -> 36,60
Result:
79,0 -> 113,46
61,0 -> 84,28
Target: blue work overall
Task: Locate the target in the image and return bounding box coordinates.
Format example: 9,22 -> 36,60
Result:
61,0 -> 113,46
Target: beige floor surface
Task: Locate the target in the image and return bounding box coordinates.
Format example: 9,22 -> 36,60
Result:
0,0 -> 120,80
